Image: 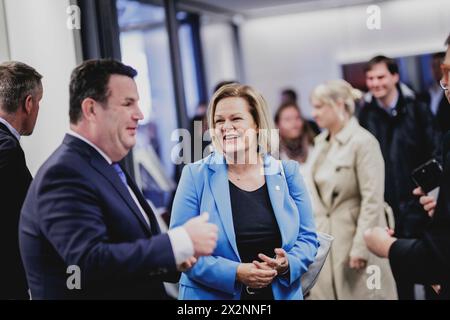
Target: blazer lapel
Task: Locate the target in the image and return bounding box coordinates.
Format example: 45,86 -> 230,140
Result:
264,156 -> 288,247
309,135 -> 332,211
208,153 -> 240,259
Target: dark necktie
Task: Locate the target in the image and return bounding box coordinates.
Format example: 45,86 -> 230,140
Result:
113,162 -> 154,230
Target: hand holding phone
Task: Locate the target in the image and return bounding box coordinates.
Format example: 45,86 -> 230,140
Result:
413,187 -> 438,217
411,159 -> 443,194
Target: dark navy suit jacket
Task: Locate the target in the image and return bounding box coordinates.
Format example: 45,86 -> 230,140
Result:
19,134 -> 176,299
0,122 -> 30,299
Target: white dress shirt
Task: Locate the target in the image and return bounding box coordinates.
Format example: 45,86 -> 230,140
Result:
428,84 -> 443,116
67,130 -> 194,266
376,91 -> 399,116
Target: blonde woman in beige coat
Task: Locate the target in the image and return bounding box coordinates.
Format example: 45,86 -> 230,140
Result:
307,80 -> 397,300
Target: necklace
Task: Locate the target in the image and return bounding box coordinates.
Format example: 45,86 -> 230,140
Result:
229,163 -> 265,181
228,170 -> 241,181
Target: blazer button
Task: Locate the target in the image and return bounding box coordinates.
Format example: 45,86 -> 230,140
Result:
326,213 -> 330,218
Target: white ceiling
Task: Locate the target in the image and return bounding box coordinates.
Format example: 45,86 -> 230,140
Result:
178,0 -> 389,19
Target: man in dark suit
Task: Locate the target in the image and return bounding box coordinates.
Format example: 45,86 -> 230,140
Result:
0,61 -> 43,300
19,59 -> 218,299
364,34 -> 450,300
419,52 -> 450,137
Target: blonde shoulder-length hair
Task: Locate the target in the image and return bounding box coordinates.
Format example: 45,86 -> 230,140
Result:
207,83 -> 276,155
311,79 -> 362,116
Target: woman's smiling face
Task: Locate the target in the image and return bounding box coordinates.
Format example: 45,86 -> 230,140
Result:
213,97 -> 258,158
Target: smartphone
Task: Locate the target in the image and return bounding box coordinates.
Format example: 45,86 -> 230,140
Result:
411,159 -> 443,194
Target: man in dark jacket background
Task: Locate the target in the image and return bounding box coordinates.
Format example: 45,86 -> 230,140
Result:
358,55 -> 440,299
419,52 -> 450,138
0,61 -> 43,299
365,119 -> 450,300
364,34 -> 450,300
359,55 -> 439,240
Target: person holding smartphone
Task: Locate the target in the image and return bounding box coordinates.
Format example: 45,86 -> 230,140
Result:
364,33 -> 450,300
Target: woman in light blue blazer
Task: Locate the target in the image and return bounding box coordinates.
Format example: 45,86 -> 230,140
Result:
170,83 -> 318,300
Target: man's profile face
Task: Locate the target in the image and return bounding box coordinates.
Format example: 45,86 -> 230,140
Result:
24,84 -> 43,136
94,74 -> 143,162
365,62 -> 399,100
443,47 -> 450,104
431,56 -> 443,83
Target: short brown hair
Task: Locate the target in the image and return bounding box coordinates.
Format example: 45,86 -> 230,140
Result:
69,59 -> 137,124
0,61 -> 42,114
446,33 -> 450,46
365,55 -> 399,75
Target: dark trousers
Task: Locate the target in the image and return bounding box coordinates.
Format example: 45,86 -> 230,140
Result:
396,280 -> 415,300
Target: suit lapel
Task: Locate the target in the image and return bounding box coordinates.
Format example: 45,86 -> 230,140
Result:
0,122 -> 19,142
126,171 -> 160,235
0,122 -> 32,182
89,155 -> 153,235
208,153 -> 240,259
63,135 -> 155,235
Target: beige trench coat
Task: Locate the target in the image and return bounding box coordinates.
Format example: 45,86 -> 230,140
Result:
307,118 -> 397,300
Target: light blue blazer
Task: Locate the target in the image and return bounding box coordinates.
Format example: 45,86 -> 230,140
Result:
170,152 -> 318,300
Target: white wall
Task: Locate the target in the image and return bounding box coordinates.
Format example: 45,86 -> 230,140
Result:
201,22 -> 238,96
2,0 -> 450,174
3,0 -> 78,175
0,0 -> 9,61
239,0 -> 450,116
